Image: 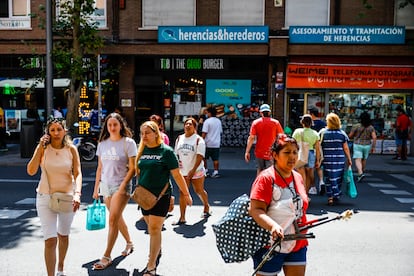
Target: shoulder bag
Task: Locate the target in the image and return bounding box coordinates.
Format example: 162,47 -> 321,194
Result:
295,129 -> 309,169
131,183 -> 169,210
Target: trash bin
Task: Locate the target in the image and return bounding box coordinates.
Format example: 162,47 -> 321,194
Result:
20,119 -> 42,158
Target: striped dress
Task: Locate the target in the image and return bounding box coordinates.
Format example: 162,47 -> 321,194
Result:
320,129 -> 349,198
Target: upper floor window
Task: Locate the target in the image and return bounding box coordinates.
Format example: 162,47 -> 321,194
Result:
220,0 -> 264,26
56,0 -> 107,29
285,0 -> 330,28
142,0 -> 195,29
0,0 -> 31,30
395,1 -> 414,29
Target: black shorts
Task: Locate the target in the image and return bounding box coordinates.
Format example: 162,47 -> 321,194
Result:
141,194 -> 171,217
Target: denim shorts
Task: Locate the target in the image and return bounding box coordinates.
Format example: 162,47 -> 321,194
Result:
252,246 -> 307,275
99,181 -> 132,198
256,158 -> 273,171
306,150 -> 316,168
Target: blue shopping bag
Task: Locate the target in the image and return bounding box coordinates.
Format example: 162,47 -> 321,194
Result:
86,199 -> 106,231
344,167 -> 358,199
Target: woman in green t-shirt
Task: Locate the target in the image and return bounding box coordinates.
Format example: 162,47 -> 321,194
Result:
136,121 -> 193,276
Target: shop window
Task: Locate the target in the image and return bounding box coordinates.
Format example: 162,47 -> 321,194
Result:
395,0 -> 414,28
56,0 -> 107,29
0,0 -> 30,29
220,0 -> 264,26
285,0 -> 330,28
329,93 -> 411,140
142,0 -> 195,29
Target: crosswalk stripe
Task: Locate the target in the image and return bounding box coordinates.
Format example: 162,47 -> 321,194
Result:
379,190 -> 411,195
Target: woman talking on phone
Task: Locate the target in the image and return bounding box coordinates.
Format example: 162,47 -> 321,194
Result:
27,118 -> 82,276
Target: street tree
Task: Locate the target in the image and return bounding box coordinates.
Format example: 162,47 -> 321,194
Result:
22,0 -> 104,129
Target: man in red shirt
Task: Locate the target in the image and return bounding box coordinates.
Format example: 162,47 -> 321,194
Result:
394,105 -> 412,160
245,104 -> 284,175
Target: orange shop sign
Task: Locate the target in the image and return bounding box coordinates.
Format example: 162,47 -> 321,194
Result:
286,63 -> 414,89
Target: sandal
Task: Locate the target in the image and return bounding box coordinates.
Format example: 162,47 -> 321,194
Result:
142,267 -> 156,276
56,271 -> 67,276
92,256 -> 112,270
155,250 -> 162,267
121,242 -> 134,256
171,220 -> 186,226
328,197 -> 334,206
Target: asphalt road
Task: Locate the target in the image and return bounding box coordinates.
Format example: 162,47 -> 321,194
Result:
0,166 -> 413,276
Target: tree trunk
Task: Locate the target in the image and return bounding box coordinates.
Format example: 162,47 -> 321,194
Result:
66,81 -> 81,132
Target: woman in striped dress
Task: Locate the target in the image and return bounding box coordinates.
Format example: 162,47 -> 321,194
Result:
320,113 -> 352,205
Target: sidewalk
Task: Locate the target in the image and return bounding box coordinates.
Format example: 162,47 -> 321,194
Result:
1,143 -> 413,173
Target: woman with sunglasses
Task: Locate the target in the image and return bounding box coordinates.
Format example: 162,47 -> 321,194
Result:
249,134 -> 309,276
136,121 -> 192,276
27,118 -> 82,276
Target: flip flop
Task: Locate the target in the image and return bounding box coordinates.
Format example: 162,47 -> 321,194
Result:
92,256 -> 112,270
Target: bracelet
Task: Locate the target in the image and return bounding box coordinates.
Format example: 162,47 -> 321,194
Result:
183,194 -> 190,197
75,191 -> 81,195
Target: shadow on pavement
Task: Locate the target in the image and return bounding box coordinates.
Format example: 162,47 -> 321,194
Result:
82,256 -> 129,276
172,217 -> 208,238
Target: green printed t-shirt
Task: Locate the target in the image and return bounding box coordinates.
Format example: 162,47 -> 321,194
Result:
137,143 -> 178,195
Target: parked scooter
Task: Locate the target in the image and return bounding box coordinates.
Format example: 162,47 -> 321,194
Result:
72,124 -> 101,161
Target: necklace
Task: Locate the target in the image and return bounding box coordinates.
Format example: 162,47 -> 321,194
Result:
49,145 -> 63,155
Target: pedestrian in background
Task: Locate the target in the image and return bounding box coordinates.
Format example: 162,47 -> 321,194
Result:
92,112 -> 137,270
292,114 -> 320,195
348,111 -> 377,182
202,107 -> 223,178
393,105 -> 412,160
136,121 -> 192,276
309,107 -> 327,195
249,134 -> 309,276
173,117 -> 210,225
27,118 -> 82,276
245,103 -> 284,176
0,102 -> 7,151
320,113 -> 352,206
150,114 -> 170,145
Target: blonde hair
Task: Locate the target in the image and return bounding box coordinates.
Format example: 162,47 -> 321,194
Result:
326,113 -> 341,130
136,121 -> 163,161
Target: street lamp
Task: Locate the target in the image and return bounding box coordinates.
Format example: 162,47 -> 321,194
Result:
45,0 -> 53,119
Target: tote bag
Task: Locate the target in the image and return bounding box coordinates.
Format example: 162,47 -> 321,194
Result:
344,167 -> 358,198
86,199 -> 106,231
295,130 -> 309,169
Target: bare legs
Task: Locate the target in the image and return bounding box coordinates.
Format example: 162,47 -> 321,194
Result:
143,215 -> 165,273
177,177 -> 210,222
44,233 -> 69,276
101,192 -> 131,261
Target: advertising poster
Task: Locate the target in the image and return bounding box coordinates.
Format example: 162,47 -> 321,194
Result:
206,79 -> 251,118
5,110 -> 21,132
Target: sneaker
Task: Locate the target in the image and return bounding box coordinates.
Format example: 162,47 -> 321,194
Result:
319,184 -> 326,196
308,187 -> 317,195
357,174 -> 365,182
210,172 -> 220,178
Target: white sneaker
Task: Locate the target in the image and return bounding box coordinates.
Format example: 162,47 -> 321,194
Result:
211,172 -> 220,178
308,187 -> 317,195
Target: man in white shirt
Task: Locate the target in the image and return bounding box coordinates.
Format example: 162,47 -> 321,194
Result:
202,107 -> 223,178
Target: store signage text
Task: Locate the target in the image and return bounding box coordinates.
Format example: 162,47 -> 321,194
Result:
158,26 -> 269,43
0,18 -> 31,29
289,26 -> 405,44
159,58 -> 226,70
287,64 -> 414,89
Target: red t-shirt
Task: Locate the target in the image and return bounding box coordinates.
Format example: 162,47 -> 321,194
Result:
250,166 -> 309,252
250,117 -> 284,160
396,113 -> 411,131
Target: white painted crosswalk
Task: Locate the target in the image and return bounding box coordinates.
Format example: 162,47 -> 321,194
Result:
368,174 -> 414,209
